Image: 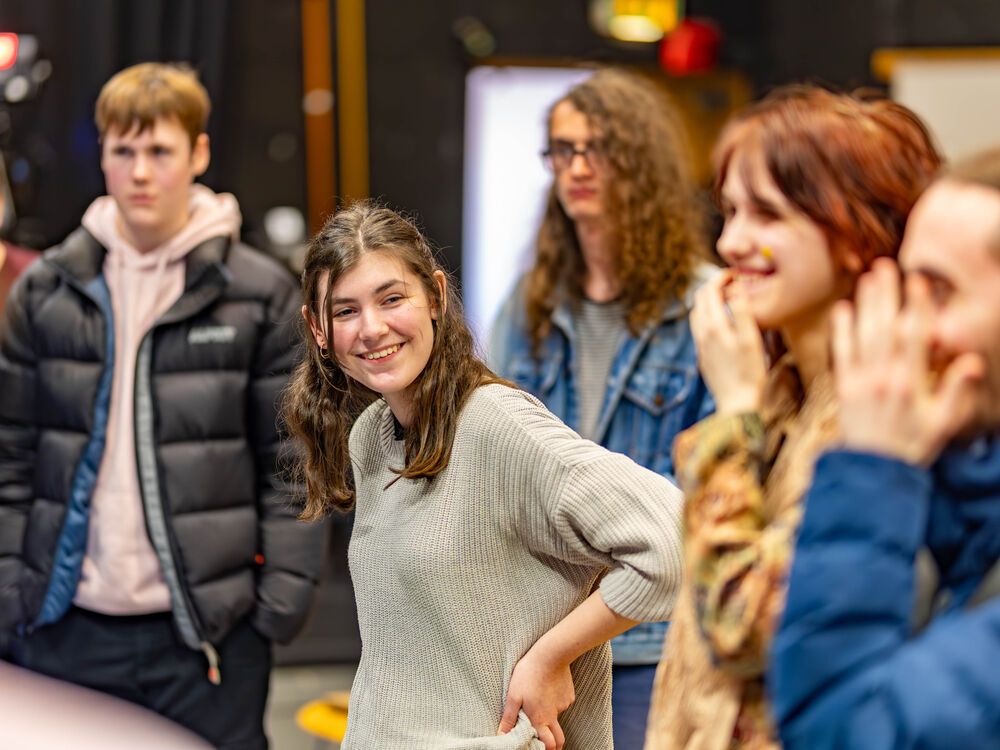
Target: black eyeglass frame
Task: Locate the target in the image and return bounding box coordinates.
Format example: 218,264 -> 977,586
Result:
540,139 -> 607,172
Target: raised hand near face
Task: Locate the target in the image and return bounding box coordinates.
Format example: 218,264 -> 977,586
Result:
690,270 -> 769,416
832,258 -> 985,466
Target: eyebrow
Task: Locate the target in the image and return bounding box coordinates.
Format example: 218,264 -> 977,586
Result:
908,267 -> 954,286
718,189 -> 782,212
110,140 -> 175,149
329,279 -> 404,305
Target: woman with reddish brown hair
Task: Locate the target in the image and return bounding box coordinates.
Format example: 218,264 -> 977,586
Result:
644,86 -> 941,750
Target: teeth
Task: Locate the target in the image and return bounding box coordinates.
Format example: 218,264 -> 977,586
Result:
364,344 -> 400,360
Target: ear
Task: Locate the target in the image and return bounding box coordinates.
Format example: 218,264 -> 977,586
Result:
431,270 -> 447,320
302,304 -> 327,350
191,133 -> 211,177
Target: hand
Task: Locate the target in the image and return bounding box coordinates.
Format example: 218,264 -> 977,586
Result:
833,259 -> 984,466
497,645 -> 575,750
690,271 -> 768,415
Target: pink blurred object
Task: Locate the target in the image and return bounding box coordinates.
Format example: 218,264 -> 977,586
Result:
0,663 -> 213,750
659,17 -> 723,75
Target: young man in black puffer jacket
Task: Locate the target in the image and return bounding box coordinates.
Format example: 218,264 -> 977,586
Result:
0,62 -> 326,750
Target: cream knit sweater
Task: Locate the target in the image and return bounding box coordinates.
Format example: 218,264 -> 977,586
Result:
342,384 -> 684,749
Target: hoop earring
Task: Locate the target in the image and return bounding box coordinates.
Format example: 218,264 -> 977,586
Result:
319,346 -> 330,360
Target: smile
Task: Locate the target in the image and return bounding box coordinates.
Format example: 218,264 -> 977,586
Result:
732,268 -> 776,284
360,343 -> 402,360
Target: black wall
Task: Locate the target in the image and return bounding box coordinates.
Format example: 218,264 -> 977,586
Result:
365,0 -> 1000,276
365,0 -> 659,275
5,1 -> 1000,258
0,0 -> 307,251
759,0 -> 1000,89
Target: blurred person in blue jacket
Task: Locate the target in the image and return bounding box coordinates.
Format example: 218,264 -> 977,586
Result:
488,68 -> 714,748
771,147 -> 1000,749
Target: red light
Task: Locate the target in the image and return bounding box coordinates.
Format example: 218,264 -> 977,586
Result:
659,19 -> 722,76
0,34 -> 18,71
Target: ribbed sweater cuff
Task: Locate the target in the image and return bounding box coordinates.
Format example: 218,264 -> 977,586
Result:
600,566 -> 677,623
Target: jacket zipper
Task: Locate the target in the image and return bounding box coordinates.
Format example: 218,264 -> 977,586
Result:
49,254 -> 227,685
134,328 -> 223,685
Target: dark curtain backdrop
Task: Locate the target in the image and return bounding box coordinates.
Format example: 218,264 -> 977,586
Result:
0,0 -> 353,665
0,0 -> 307,252
365,0 -> 1000,278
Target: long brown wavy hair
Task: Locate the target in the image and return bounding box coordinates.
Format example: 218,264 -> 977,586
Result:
285,202 -> 505,519
525,67 -> 707,353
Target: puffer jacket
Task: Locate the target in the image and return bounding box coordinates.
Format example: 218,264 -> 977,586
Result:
770,441 -> 1000,749
0,228 -> 326,670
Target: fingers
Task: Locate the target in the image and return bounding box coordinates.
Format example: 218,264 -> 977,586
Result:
552,720 -> 565,749
726,285 -> 764,355
689,287 -> 709,346
691,275 -> 734,356
693,270 -> 762,348
694,274 -> 732,334
497,695 -> 520,735
854,259 -> 902,360
831,300 -> 856,381
535,721 -> 565,750
929,352 -> 985,458
900,274 -> 933,378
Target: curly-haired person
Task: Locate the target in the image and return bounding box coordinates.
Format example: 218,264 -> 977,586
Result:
488,67 -> 715,748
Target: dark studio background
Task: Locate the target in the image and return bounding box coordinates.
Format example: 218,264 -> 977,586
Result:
1,0 -> 998,663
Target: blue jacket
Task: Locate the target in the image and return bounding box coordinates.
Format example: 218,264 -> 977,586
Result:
488,271 -> 715,663
771,442 -> 1000,749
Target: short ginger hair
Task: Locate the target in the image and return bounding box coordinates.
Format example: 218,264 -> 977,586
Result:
95,62 -> 210,147
713,85 -> 941,274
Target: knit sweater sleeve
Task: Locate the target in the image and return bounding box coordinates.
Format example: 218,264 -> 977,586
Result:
479,385 -> 686,623
558,455 -> 686,622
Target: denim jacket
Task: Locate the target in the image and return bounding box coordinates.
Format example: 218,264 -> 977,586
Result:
488,267 -> 716,664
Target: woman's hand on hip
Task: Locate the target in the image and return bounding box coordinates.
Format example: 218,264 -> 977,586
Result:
690,271 -> 767,415
497,645 -> 574,750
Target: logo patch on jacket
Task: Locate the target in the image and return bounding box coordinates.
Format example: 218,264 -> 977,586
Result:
188,325 -> 237,345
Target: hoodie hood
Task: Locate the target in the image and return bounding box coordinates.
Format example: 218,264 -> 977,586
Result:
81,182 -> 242,351
82,183 -> 241,270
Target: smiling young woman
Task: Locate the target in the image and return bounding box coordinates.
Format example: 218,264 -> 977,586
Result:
284,202 -> 686,750
644,86 -> 941,750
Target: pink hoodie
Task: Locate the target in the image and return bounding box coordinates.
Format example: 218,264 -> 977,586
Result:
74,184 -> 242,615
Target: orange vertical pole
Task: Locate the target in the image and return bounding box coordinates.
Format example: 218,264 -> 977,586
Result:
301,0 -> 337,233
335,0 -> 369,202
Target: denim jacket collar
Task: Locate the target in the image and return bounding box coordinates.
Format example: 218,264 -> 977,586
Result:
547,289 -> 695,445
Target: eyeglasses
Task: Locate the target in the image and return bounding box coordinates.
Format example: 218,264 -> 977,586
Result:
541,139 -> 607,172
